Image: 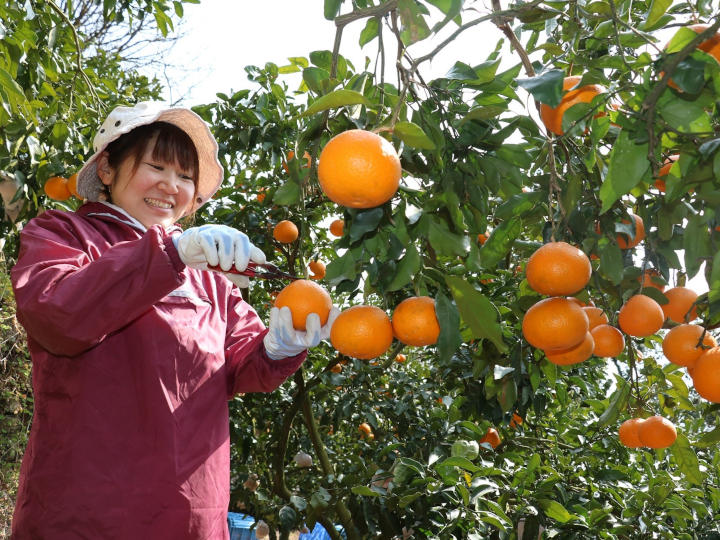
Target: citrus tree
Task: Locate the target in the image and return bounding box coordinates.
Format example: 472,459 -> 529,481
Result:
4,1 -> 720,539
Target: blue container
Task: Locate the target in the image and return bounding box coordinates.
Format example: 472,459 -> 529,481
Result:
226,513 -> 346,540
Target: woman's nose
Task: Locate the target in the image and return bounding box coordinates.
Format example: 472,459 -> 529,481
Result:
159,173 -> 181,193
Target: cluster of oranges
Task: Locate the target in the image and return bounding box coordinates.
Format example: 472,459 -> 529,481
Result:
43,173 -> 80,201
619,416 -> 677,449
271,279 -> 440,361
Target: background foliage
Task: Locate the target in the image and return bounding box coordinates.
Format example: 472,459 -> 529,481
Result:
3,0 -> 720,539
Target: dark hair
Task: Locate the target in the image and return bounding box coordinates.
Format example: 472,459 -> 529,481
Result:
104,121 -> 200,199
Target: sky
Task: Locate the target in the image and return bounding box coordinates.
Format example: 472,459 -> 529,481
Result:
157,0 -> 506,106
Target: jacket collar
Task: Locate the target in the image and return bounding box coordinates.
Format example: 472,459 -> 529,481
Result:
77,201 -> 183,235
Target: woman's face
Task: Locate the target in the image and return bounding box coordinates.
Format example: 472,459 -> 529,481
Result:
98,133 -> 196,229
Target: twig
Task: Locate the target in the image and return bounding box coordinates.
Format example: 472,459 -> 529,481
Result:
491,0 -> 535,77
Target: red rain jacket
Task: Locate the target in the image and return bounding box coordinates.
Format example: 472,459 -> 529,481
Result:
10,202 -> 305,539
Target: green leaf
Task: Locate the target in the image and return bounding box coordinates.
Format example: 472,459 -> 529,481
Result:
324,0 -> 342,20
359,17 -> 379,47
446,276 -> 507,352
386,244 -> 421,291
597,380 -> 630,428
303,67 -> 332,94
278,505 -> 297,529
668,57 -> 707,94
272,180 -> 301,205
643,0 -> 672,29
290,495 -> 307,511
697,426 -> 720,446
658,94 -> 712,133
436,456 -> 480,472
299,90 -> 372,118
428,219 -> 466,257
479,218 -> 522,269
671,433 -> 705,486
351,485 -> 381,496
393,121 -> 436,150
436,292 -> 462,362
495,192 -> 544,220
397,0 -> 431,45
497,377 -> 517,413
599,130 -> 650,213
0,67 -> 26,111
451,440 -> 479,460
665,27 -> 701,54
684,214 -> 712,278
325,251 -> 357,286
516,69 -> 565,107
598,241 -> 624,285
538,499 -> 576,523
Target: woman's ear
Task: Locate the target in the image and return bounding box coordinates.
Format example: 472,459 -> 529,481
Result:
96,152 -> 114,186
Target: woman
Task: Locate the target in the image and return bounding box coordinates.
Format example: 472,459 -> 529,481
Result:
10,101 -> 336,539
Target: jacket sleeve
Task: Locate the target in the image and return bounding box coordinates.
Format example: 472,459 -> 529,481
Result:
224,287 -> 306,398
11,212 -> 185,357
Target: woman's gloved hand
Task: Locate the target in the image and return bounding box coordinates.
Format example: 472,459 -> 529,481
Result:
173,224 -> 266,287
263,306 -> 341,360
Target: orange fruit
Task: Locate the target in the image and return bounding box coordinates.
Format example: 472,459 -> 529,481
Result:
662,324 -> 716,367
618,418 -> 645,448
358,422 -> 374,439
582,306 -> 608,330
637,415 -> 677,449
691,346 -> 720,402
394,353 -> 406,363
567,297 -> 594,308
653,155 -> 679,192
391,296 -> 440,347
590,324 -> 625,357
273,279 -> 333,331
330,305 -> 393,359
318,129 -> 401,208
44,176 -> 71,201
256,191 -> 266,203
479,427 -> 501,449
522,297 -> 589,351
330,363 -> 343,373
308,260 -> 326,280
640,268 -> 666,292
618,294 -> 664,337
539,75 -> 604,136
545,332 -> 594,366
662,286 -> 698,323
525,241 -> 592,296
477,232 -> 488,245
617,214 -> 645,249
509,413 -> 523,429
67,173 -> 80,198
329,219 -> 345,237
664,25 -> 720,89
282,150 -> 312,173
273,220 -> 299,243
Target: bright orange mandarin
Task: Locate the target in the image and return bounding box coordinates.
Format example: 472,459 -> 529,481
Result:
479,427 -> 501,449
308,260 -> 326,280
525,241 -> 592,296
330,305 -> 393,359
662,286 -> 698,323
329,219 -> 344,237
539,75 -> 604,136
583,306 -> 608,330
638,416 -> 677,449
273,220 -> 299,243
591,324 -> 625,357
691,346 -> 720,402
640,268 -> 666,292
274,280 -> 333,331
662,324 -> 716,367
318,129 -> 401,208
618,418 -> 645,448
391,296 -> 440,347
67,173 -> 80,198
358,422 -> 374,440
394,353 -> 406,363
618,294 -> 664,337
653,155 -> 678,192
522,297 -> 589,351
509,413 -> 523,429
44,176 -> 71,201
617,214 -> 645,249
477,232 -> 488,245
545,332 -> 594,366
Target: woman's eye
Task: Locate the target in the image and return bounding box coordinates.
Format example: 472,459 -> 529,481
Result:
147,163 -> 163,171
180,174 -> 194,182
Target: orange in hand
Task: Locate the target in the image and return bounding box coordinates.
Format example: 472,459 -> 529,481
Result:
273,279 -> 333,331
44,176 -> 72,201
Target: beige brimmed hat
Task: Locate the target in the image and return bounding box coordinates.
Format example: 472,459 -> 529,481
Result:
77,101 -> 223,208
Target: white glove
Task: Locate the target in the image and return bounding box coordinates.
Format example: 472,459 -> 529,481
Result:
264,306 -> 341,360
173,224 -> 266,288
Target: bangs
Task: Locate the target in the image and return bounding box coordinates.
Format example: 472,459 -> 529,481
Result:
150,122 -> 199,177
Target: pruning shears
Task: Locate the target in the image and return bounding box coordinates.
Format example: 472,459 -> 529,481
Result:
207,261 -> 301,281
